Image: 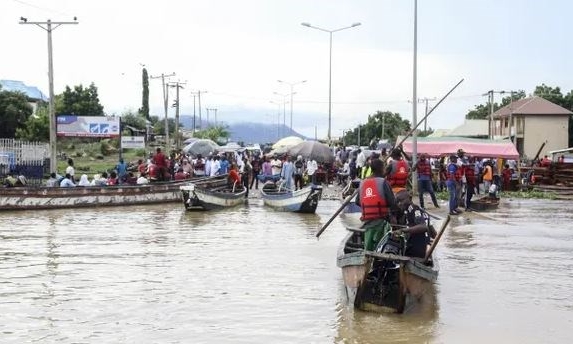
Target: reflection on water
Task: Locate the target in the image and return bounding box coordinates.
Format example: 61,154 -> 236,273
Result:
0,199 -> 572,343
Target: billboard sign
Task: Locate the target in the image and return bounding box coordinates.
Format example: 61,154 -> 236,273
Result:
121,136 -> 146,149
57,116 -> 120,138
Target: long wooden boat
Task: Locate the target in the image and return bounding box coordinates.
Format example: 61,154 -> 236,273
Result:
260,182 -> 322,213
0,180 -> 189,211
337,227 -> 439,313
180,175 -> 247,211
469,195 -> 500,212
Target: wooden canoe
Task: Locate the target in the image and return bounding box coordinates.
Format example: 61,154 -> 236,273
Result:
180,175 -> 247,211
0,180 -> 190,211
260,183 -> 322,213
336,227 -> 439,313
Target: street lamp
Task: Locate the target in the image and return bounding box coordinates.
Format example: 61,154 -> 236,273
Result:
301,22 -> 361,145
269,100 -> 284,139
20,17 -> 78,173
273,92 -> 291,136
277,79 -> 306,132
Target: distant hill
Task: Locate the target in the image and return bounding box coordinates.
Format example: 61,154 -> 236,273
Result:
179,115 -> 307,144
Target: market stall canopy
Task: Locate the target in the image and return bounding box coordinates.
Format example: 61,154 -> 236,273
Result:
287,140 -> 334,163
219,142 -> 244,153
272,136 -> 304,150
398,136 -> 519,159
182,139 -> 220,157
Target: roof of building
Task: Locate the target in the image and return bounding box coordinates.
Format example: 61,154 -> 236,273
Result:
0,79 -> 48,101
426,129 -> 451,138
491,96 -> 573,118
446,119 -> 488,137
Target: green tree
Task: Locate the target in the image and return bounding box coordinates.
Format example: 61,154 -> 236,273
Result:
0,87 -> 33,138
15,103 -> 49,141
344,111 -> 410,146
55,83 -> 104,116
121,111 -> 147,131
193,125 -> 230,145
139,68 -> 150,120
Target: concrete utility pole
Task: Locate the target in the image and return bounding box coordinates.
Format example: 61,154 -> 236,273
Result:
168,81 -> 185,149
418,97 -> 437,132
206,108 -> 218,126
193,90 -> 207,130
150,72 -> 175,152
190,93 -> 197,133
482,90 -> 509,139
19,16 -> 78,173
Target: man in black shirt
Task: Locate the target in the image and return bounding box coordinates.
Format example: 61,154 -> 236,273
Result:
392,190 -> 436,258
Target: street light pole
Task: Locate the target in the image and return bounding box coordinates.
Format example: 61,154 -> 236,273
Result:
20,17 -> 78,173
270,100 -> 286,139
301,22 -> 361,145
277,79 -> 306,132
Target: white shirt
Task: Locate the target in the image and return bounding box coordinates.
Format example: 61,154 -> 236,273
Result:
210,160 -> 220,176
271,159 -> 282,175
65,165 -> 75,177
356,152 -> 366,168
306,160 -> 318,175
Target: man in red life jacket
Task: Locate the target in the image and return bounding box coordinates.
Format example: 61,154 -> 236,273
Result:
356,159 -> 397,251
415,153 -> 439,209
464,157 -> 477,210
385,148 -> 410,194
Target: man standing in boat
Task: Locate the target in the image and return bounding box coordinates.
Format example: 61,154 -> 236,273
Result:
355,159 -> 397,251
386,148 -> 410,194
153,147 -> 167,181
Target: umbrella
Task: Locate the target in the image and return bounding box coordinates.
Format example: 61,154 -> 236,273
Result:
182,139 -> 220,157
272,136 -> 304,150
287,141 -> 334,163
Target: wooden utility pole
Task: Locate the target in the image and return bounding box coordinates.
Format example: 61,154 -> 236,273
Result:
168,81 -> 185,150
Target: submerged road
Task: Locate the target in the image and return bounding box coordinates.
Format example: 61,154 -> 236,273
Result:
0,191 -> 571,343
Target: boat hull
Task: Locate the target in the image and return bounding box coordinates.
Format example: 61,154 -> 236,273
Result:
337,230 -> 438,313
470,196 -> 500,211
180,176 -> 246,211
260,185 -> 322,213
0,181 -> 187,211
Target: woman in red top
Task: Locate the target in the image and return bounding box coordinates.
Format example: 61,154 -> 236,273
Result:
228,163 -> 242,186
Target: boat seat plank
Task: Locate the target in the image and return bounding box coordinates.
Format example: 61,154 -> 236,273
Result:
365,251 -> 417,263
346,226 -> 366,233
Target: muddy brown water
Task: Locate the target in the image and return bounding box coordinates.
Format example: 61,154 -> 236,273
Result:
0,194 -> 571,343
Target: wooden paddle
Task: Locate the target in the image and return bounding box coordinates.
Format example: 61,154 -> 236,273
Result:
424,214 -> 451,263
316,189 -> 358,238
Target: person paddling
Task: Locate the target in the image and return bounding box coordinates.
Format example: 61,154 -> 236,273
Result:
355,159 -> 397,251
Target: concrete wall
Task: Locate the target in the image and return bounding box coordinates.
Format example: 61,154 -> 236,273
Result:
523,115 -> 569,159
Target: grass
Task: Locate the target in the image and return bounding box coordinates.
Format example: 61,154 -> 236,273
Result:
56,140 -> 149,175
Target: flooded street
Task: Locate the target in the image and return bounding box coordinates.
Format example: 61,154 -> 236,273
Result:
1,195 -> 572,343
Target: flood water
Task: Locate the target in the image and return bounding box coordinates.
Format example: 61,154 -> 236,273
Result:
1,195 -> 572,343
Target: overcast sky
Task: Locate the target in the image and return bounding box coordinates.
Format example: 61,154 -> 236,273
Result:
2,0 -> 571,139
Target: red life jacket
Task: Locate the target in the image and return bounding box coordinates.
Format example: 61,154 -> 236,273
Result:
360,178 -> 390,221
389,160 -> 409,187
416,159 -> 431,177
148,164 -> 158,180
465,165 -> 476,184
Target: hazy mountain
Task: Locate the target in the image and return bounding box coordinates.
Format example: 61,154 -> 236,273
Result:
179,115 -> 307,144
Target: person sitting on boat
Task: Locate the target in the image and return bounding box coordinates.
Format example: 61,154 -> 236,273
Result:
540,155 -> 552,167
392,190 -> 437,259
78,174 -> 91,187
66,158 -> 76,183
136,173 -> 149,185
60,173 -> 76,187
46,172 -> 60,187
107,171 -> 119,186
386,148 -> 410,193
174,167 -> 188,181
355,159 -> 397,251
